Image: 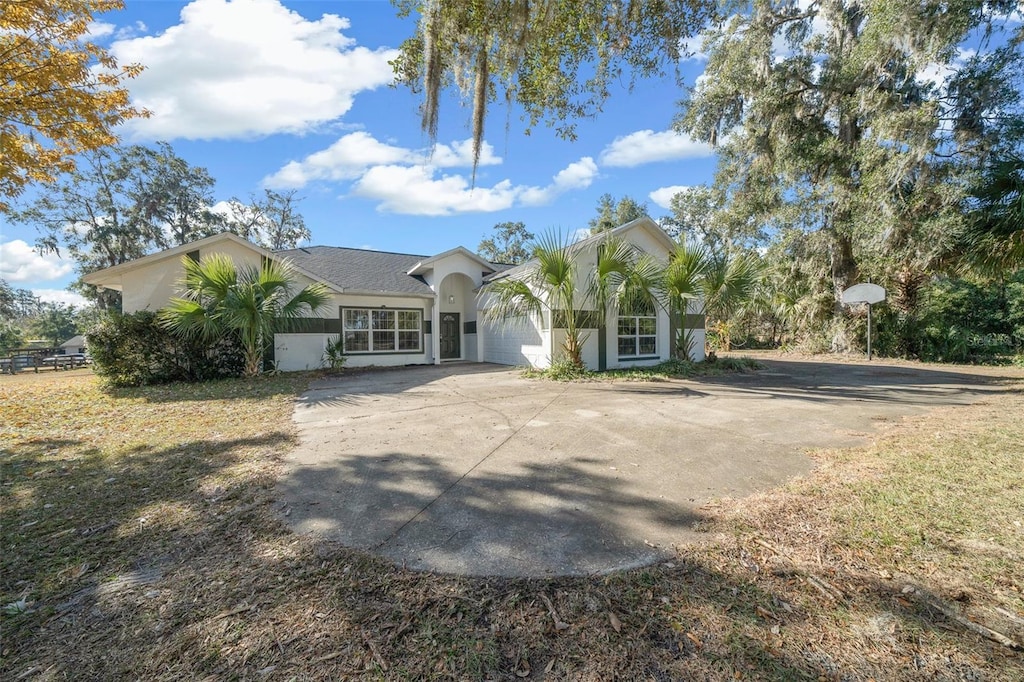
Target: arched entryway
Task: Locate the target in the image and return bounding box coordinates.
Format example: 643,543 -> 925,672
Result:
435,272 -> 477,362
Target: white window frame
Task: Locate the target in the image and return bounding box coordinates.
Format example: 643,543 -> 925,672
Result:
617,314 -> 657,359
342,307 -> 423,354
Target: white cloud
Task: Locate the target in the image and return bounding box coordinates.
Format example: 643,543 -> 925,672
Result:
599,130 -> 713,167
209,200 -> 235,217
572,228 -> 592,242
348,155 -> 596,216
649,185 -> 693,210
520,157 -> 599,206
429,139 -> 502,168
33,289 -> 89,308
110,0 -> 398,140
269,132 -> 593,214
265,133 -> 503,189
0,240 -> 74,283
115,21 -> 149,40
265,132 -> 417,188
352,165 -> 519,216
86,21 -> 116,38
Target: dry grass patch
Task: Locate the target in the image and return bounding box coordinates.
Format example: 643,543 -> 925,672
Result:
2,368 -> 1022,680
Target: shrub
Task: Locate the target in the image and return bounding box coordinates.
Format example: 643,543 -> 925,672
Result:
87,311 -> 244,387
871,270 -> 1024,363
913,272 -> 1024,363
322,335 -> 347,371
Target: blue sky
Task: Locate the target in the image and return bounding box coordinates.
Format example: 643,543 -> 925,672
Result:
0,0 -> 717,305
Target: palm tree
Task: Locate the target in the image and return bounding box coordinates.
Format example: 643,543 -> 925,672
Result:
960,153 -> 1024,276
159,254 -> 330,376
701,252 -> 761,351
664,242 -> 711,359
483,232 -> 662,369
663,244 -> 762,357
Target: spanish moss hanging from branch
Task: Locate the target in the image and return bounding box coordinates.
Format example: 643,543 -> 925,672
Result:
391,0 -> 716,181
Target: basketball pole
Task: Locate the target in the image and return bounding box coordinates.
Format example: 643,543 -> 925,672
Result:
867,303 -> 872,361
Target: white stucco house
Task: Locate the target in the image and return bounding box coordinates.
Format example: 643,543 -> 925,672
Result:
82,217 -> 704,372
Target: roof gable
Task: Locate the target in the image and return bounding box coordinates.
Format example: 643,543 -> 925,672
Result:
485,217 -> 676,283
81,232 -> 270,287
407,246 -> 498,276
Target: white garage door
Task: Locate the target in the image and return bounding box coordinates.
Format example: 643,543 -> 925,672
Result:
480,316 -> 545,367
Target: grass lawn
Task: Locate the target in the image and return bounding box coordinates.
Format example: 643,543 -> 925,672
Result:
2,364 -> 1022,680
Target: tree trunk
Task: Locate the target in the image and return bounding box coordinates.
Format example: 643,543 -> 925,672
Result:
891,268 -> 925,315
830,230 -> 859,313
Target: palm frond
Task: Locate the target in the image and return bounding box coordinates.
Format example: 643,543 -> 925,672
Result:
482,277 -> 544,325
530,232 -> 577,310
158,297 -> 219,341
161,253 -> 333,376
279,283 -> 332,327
589,235 -> 635,314
181,253 -> 236,303
621,251 -> 666,314
664,242 -> 711,314
960,153 -> 1024,275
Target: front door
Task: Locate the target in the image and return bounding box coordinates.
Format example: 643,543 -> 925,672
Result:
440,312 -> 460,360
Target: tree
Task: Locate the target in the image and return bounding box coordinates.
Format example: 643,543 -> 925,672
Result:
14,143 -> 222,308
700,252 -> 761,351
260,190 -> 310,250
141,142 -> 224,247
159,254 -> 330,376
222,189 -> 311,250
0,0 -> 147,212
959,152 -> 1024,276
659,185 -> 766,250
0,279 -> 42,320
663,242 -> 710,359
588,194 -> 649,234
29,302 -> 77,346
660,186 -> 719,244
478,221 -> 534,264
663,243 -> 761,357
393,0 -> 713,176
483,232 -> 662,368
0,320 -> 24,353
676,0 -> 1022,342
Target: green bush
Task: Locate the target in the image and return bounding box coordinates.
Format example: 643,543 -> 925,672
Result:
868,272 -> 1024,362
87,311 -> 244,387
322,335 -> 346,371
911,272 -> 1024,363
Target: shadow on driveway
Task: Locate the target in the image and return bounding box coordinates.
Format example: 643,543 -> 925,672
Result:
277,358 -> 1021,577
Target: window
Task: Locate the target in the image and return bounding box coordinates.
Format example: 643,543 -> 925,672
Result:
618,314 -> 657,358
343,308 -> 422,353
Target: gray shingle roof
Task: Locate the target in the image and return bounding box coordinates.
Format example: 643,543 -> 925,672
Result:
275,246 -> 434,295
275,246 -> 512,296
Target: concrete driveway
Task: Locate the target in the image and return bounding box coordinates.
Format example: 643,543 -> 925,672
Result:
277,357 -> 1016,577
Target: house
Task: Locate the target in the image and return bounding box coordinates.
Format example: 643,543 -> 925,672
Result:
82,218 -> 704,371
59,335 -> 88,355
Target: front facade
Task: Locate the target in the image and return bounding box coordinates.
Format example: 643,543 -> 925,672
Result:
478,219 -> 706,370
83,219 -> 704,372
